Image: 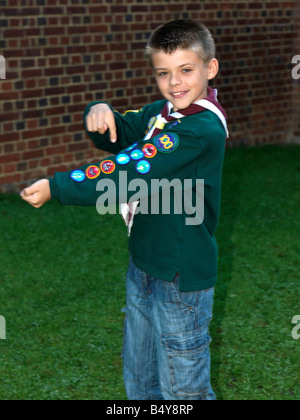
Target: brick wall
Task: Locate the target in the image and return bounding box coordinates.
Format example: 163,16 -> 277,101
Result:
0,0 -> 298,192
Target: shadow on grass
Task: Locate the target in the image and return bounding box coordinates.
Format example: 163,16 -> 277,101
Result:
211,147 -> 247,400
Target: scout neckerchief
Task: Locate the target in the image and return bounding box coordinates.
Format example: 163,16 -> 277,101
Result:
121,87 -> 229,234
145,86 -> 229,140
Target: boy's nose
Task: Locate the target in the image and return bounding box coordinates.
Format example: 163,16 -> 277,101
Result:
169,74 -> 182,87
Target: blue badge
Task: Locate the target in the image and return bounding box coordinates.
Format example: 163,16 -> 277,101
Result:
136,160 -> 151,174
116,153 -> 130,165
154,133 -> 179,153
130,149 -> 145,160
70,170 -> 86,183
125,143 -> 138,152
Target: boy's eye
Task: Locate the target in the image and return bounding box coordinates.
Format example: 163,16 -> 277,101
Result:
157,72 -> 168,77
182,68 -> 192,73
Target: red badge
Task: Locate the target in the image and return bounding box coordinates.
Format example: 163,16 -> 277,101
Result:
100,160 -> 116,175
142,143 -> 157,159
86,165 -> 101,180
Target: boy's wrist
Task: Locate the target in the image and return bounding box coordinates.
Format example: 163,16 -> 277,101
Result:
49,178 -> 59,201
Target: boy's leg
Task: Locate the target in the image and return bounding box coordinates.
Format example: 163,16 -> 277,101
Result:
122,259 -> 163,400
149,274 -> 216,400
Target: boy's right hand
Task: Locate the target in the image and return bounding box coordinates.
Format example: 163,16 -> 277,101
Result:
86,103 -> 117,143
20,179 -> 51,208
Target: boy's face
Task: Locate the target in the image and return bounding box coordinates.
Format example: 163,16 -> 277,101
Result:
152,49 -> 219,111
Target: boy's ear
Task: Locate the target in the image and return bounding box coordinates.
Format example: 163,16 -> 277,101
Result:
207,58 -> 219,81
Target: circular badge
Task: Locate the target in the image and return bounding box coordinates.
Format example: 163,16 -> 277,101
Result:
142,144 -> 157,159
136,160 -> 151,175
154,133 -> 179,154
130,149 -> 145,161
116,153 -> 130,165
100,160 -> 116,175
86,165 -> 101,180
125,143 -> 138,152
70,170 -> 86,183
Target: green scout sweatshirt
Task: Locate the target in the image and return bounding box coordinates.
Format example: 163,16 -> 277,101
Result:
49,100 -> 227,292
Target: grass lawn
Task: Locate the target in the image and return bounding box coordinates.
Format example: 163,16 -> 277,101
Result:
0,145 -> 299,400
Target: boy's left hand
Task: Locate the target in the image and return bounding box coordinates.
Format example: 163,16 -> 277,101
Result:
20,179 -> 51,208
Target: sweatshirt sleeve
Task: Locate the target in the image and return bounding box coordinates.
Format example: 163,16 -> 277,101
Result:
49,117 -> 216,207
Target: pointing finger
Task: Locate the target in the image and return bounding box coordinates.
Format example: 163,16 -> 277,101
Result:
106,114 -> 117,143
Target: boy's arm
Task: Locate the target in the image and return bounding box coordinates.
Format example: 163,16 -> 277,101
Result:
21,113 -> 226,209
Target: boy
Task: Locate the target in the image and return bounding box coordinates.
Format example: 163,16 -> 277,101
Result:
21,20 -> 228,400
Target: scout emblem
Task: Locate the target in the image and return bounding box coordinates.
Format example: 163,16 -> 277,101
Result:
116,153 -> 130,165
154,133 -> 179,153
100,160 -> 116,174
136,160 -> 151,174
86,165 -> 101,180
142,144 -> 157,158
70,170 -> 86,183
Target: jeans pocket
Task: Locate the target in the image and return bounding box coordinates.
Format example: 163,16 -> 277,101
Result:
167,278 -> 198,313
161,327 -> 211,397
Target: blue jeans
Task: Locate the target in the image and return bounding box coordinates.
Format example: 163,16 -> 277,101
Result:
122,259 -> 216,400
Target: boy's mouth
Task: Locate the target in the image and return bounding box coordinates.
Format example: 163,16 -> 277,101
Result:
170,91 -> 189,98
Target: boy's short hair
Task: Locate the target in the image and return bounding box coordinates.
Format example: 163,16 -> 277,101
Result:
145,19 -> 216,66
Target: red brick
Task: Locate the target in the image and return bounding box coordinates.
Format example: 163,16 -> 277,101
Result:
0,154 -> 21,164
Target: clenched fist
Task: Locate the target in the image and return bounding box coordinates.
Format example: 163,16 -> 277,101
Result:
20,179 -> 51,208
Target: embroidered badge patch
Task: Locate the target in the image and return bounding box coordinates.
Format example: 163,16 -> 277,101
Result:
154,133 -> 179,153
70,170 -> 86,183
145,116 -> 156,134
125,143 -> 138,152
142,144 -> 157,159
116,153 -> 130,165
130,149 -> 145,161
100,160 -> 116,175
136,160 -> 151,174
86,165 -> 101,180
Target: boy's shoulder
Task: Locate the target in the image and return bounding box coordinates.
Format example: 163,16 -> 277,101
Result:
174,110 -> 227,139
140,99 -> 167,117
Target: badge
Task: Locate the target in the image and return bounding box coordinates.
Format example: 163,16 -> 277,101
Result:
169,119 -> 181,129
142,144 -> 157,159
100,160 -> 116,175
125,143 -> 138,152
130,149 -> 145,160
70,170 -> 86,183
154,133 -> 179,153
144,116 -> 156,137
116,153 -> 130,165
147,116 -> 156,131
86,165 -> 101,180
136,160 -> 151,174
